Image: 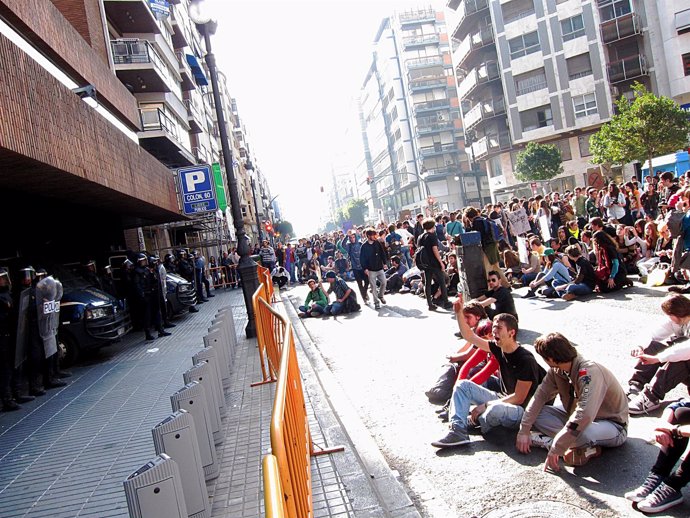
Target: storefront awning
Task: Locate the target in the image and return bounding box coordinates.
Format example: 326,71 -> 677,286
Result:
185,54 -> 208,86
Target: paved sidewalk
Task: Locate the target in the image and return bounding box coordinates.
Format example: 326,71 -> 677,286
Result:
0,288 -> 416,518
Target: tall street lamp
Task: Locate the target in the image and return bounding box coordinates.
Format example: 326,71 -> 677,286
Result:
189,0 -> 259,338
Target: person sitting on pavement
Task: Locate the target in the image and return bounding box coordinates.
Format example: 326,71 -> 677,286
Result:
334,251 -> 351,281
298,278 -> 328,318
520,238 -> 544,286
592,230 -> 632,292
555,245 -> 597,301
320,256 -> 337,275
323,271 -> 360,316
624,399 -> 690,513
523,248 -> 571,298
473,270 -> 518,321
626,294 -> 690,414
385,255 -> 408,294
516,332 -> 628,470
431,293 -> 546,448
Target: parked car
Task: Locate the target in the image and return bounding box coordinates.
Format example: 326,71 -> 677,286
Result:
165,271 -> 197,315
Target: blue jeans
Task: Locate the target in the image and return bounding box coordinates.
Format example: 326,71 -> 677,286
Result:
325,302 -> 344,315
299,304 -> 325,316
563,283 -> 593,297
522,272 -> 538,286
450,379 -> 525,434
401,246 -> 412,268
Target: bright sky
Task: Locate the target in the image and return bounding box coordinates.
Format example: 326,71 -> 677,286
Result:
207,0 -> 445,236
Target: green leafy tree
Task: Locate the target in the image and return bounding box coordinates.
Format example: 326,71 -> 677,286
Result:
274,220 -> 294,238
346,199 -> 367,226
590,83 -> 690,174
514,142 -> 563,182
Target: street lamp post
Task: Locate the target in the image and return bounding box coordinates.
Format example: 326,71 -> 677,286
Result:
189,0 -> 259,338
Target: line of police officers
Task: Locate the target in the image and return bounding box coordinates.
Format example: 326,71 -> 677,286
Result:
0,267 -> 68,412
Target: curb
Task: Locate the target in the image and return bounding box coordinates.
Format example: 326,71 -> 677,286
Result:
280,291 -> 422,518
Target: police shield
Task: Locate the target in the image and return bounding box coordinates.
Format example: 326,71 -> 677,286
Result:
36,276 -> 62,358
14,289 -> 30,368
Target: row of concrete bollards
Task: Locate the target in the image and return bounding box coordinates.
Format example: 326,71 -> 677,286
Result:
122,307 -> 237,518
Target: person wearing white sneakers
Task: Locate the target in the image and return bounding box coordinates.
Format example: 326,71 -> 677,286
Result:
516,332 -> 628,470
625,399 -> 690,514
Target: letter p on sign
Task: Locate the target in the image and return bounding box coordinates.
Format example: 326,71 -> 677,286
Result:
185,171 -> 205,192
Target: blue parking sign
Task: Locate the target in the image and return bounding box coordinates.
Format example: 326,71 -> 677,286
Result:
178,165 -> 218,215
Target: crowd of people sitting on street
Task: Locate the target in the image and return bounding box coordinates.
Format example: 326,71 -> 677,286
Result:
276,170 -> 690,514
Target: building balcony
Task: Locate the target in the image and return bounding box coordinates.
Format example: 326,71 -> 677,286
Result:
171,12 -> 192,49
419,143 -> 459,157
454,25 -> 495,69
403,34 -> 440,48
183,98 -> 203,133
607,55 -> 648,84
138,108 -> 195,167
399,9 -> 437,26
409,77 -> 448,92
407,56 -> 444,70
457,60 -> 500,100
103,0 -> 160,34
417,120 -> 454,136
463,97 -> 506,130
471,132 -> 511,160
192,145 -> 209,164
600,12 -> 642,44
414,98 -> 452,114
424,165 -> 458,176
451,0 -> 490,39
176,51 -> 196,91
111,39 -> 175,93
503,7 -> 536,26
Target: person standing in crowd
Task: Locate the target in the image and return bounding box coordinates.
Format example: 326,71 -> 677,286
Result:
516,332 -> 628,469
344,232 -> 369,303
153,255 -> 174,329
0,268 -> 20,411
284,243 -> 296,284
418,217 -> 453,312
134,254 -> 171,342
259,239 -> 277,272
360,229 -> 388,309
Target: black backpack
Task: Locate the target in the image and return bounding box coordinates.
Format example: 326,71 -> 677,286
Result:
414,245 -> 431,270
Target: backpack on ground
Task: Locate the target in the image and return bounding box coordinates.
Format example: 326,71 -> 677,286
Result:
425,363 -> 458,405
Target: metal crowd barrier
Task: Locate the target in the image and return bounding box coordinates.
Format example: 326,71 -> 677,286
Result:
250,284 -> 283,386
208,265 -> 239,289
257,265 -> 275,302
255,287 -> 344,518
262,455 -> 286,518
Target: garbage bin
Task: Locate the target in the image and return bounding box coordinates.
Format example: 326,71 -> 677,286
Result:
456,231 -> 487,299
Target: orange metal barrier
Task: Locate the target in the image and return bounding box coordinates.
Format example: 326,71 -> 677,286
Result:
257,265 -> 275,301
250,283 -> 284,387
208,266 -> 226,288
262,455 -> 286,518
255,296 -> 344,518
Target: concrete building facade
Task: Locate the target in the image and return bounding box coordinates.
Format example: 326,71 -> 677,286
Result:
360,7 -> 490,222
446,0 -> 687,202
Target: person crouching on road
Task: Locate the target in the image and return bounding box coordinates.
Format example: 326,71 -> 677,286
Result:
298,279 -> 327,318
516,332 -> 628,470
323,272 -> 360,316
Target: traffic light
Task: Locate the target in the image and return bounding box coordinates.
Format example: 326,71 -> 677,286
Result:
264,220 -> 273,233
366,176 -> 373,185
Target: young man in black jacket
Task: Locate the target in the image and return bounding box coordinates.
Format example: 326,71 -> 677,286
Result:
360,228 -> 388,309
418,218 -> 453,311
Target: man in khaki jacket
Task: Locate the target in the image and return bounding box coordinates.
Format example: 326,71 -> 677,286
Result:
516,332 -> 629,471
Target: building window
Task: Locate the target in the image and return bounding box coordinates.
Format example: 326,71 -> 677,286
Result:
566,53 -> 593,80
520,104 -> 553,131
561,14 -> 585,42
573,93 -> 598,118
578,134 -> 592,157
502,0 -> 535,25
488,156 -> 502,178
508,31 -> 540,59
598,0 -> 632,23
683,53 -> 690,76
551,139 -> 572,161
514,68 -> 547,96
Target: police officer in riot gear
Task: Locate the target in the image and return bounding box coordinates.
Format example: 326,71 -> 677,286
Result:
100,265 -> 118,299
34,269 -> 67,390
82,260 -> 102,290
151,255 -> 174,329
0,268 -> 20,411
163,253 -> 177,275
176,249 -> 199,313
133,254 -> 171,341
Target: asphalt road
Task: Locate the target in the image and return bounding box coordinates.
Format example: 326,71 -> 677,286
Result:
284,278 -> 689,518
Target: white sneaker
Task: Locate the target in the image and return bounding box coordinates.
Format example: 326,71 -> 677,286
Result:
628,392 -> 661,415
529,432 -> 553,450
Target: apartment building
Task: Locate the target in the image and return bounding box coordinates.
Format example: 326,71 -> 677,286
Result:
446,0 -> 679,201
360,8 -> 490,222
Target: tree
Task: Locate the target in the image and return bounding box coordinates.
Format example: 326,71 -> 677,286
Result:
590,83 -> 690,175
345,199 -> 367,226
274,220 -> 294,238
514,142 -> 563,182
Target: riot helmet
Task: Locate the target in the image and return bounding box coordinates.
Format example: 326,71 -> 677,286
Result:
19,266 -> 35,287
83,260 -> 97,273
136,253 -> 148,265
164,253 -> 174,263
177,248 -> 188,259
122,258 -> 133,270
102,265 -> 113,277
35,268 -> 48,280
0,267 -> 11,291
148,255 -> 160,267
